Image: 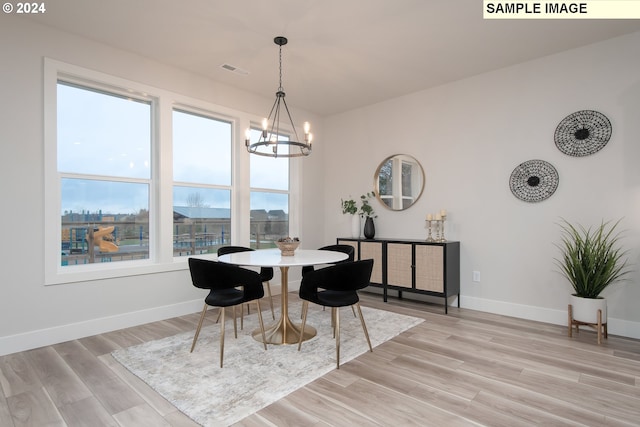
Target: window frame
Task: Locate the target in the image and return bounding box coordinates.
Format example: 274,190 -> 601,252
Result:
44,58 -> 300,286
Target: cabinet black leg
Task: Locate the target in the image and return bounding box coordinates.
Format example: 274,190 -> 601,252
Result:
457,293 -> 460,307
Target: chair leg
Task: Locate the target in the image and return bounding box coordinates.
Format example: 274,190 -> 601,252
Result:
219,306 -> 226,368
355,303 -> 373,352
233,306 -> 238,339
265,281 -> 275,320
335,307 -> 341,369
190,304 -> 208,353
215,307 -> 222,324
297,301 -> 309,351
255,300 -> 268,351
351,305 -> 357,318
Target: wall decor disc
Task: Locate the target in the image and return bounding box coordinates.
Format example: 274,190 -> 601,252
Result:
554,110 -> 612,157
509,159 -> 559,203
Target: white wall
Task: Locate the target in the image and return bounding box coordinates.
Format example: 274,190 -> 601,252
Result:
0,18 -> 326,355
324,31 -> 640,338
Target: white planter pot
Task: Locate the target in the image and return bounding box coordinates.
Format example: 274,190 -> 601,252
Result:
351,214 -> 361,238
570,294 -> 607,324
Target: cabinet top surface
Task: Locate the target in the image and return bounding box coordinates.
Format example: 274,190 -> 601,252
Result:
338,237 -> 459,245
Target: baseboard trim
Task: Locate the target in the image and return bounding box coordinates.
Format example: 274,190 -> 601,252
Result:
462,295 -> 640,340
0,299 -> 204,356
0,284 -> 293,357
5,285 -> 634,356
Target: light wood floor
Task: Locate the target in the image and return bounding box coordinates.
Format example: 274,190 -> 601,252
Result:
1,292 -> 639,427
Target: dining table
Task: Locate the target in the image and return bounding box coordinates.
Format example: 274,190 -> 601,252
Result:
217,248 -> 348,345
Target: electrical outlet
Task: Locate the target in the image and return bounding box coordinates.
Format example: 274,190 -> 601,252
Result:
473,271 -> 481,282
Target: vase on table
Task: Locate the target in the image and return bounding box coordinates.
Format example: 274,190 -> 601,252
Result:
351,214 -> 361,238
363,217 -> 375,239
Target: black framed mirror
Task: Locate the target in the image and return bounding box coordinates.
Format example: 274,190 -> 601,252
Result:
374,154 -> 425,211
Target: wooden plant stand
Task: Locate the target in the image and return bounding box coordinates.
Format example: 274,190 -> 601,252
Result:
568,304 -> 607,345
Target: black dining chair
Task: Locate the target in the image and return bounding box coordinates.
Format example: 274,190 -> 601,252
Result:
301,244 -> 357,318
301,244 -> 355,276
217,246 -> 275,320
188,258 -> 267,368
297,259 -> 374,369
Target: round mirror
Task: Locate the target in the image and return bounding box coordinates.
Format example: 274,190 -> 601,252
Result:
374,154 -> 425,211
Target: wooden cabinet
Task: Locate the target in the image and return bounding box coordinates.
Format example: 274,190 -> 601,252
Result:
337,238 -> 460,313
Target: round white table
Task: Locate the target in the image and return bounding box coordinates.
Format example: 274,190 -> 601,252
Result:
218,248 -> 348,345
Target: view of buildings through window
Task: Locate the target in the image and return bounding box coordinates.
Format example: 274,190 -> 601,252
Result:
58,82 -> 151,266
57,80 -> 290,268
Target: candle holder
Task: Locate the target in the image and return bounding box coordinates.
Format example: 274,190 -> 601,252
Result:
439,215 -> 447,242
425,220 -> 435,242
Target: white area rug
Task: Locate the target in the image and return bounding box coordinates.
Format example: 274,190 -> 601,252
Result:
112,303 -> 423,426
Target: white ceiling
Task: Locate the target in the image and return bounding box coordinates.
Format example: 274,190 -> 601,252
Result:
25,0 -> 640,116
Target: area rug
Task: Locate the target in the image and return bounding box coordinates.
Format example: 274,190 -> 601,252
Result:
112,303 -> 423,426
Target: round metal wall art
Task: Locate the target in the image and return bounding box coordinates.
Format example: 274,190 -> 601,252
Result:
509,159 -> 559,203
554,110 -> 612,157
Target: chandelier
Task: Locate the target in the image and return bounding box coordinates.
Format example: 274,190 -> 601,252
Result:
245,36 -> 312,158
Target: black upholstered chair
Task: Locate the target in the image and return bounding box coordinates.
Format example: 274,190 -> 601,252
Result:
297,259 -> 374,369
217,246 -> 275,320
301,244 -> 357,318
301,244 -> 355,276
188,258 -> 267,368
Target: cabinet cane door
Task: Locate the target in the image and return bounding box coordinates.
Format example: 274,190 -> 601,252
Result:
386,243 -> 412,288
360,241 -> 383,284
415,244 -> 444,292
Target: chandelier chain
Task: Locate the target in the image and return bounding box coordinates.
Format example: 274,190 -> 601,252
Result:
278,44 -> 283,92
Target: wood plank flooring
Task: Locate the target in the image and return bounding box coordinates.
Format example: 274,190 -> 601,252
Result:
1,293 -> 639,426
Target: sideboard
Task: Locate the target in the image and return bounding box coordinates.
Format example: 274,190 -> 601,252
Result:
337,237 -> 460,313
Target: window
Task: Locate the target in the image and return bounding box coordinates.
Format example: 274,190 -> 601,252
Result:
172,109 -> 232,257
57,81 -> 152,267
249,129 -> 290,248
44,59 -> 301,284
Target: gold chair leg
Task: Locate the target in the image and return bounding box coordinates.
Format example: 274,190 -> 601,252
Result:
355,303 -> 373,353
215,307 -> 222,324
190,304 -> 208,353
240,304 -> 244,330
351,305 -> 357,317
219,306 -> 225,368
265,281 -> 275,320
335,307 -> 341,369
256,300 -> 268,350
233,306 -> 238,339
297,301 -> 309,351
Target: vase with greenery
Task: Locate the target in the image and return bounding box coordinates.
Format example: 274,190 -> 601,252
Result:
360,192 -> 377,239
342,197 -> 360,238
555,218 -> 630,323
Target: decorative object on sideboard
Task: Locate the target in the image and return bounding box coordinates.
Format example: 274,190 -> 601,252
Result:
244,36 -> 312,158
509,159 -> 559,203
374,154 -> 425,211
425,209 -> 447,242
555,218 -> 631,344
341,196 -> 360,238
360,192 -> 377,239
554,110 -> 612,157
276,237 -> 300,256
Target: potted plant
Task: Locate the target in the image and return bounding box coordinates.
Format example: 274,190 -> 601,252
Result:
360,192 -> 377,239
341,197 -> 360,238
555,218 -> 630,325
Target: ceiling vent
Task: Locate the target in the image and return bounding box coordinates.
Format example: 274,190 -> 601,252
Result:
220,63 -> 249,76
